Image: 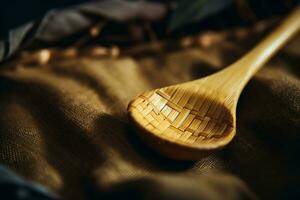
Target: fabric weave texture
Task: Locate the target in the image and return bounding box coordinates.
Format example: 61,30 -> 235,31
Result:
0,29 -> 300,200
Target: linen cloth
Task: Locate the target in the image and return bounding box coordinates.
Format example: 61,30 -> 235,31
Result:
0,28 -> 299,200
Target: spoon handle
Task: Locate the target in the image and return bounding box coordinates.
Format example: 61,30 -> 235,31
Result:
218,5 -> 300,92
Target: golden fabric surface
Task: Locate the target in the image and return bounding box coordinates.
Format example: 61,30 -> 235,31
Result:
0,29 -> 299,200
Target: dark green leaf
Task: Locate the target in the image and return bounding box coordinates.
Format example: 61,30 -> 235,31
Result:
168,0 -> 233,32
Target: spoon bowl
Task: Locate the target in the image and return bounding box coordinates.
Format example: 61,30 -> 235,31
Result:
128,74 -> 237,159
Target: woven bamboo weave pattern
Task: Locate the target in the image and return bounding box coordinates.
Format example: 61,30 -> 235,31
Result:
129,86 -> 234,146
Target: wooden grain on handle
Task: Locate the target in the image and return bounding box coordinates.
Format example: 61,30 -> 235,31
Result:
216,5 -> 300,93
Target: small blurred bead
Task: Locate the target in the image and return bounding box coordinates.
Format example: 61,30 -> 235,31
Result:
198,34 -> 213,47
61,48 -> 78,58
90,26 -> 100,37
37,49 -> 51,65
88,46 -> 109,57
110,46 -> 120,58
197,32 -> 226,47
180,37 -> 194,48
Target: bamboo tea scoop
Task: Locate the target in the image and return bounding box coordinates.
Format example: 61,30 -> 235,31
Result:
128,6 -> 300,160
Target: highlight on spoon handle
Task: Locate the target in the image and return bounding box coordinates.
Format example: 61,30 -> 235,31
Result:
221,5 -> 300,89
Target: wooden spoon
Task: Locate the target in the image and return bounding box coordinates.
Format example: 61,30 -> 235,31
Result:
128,6 -> 300,160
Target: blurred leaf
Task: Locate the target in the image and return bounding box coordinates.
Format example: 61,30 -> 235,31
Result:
0,0 -> 167,62
168,0 -> 233,32
79,0 -> 166,22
